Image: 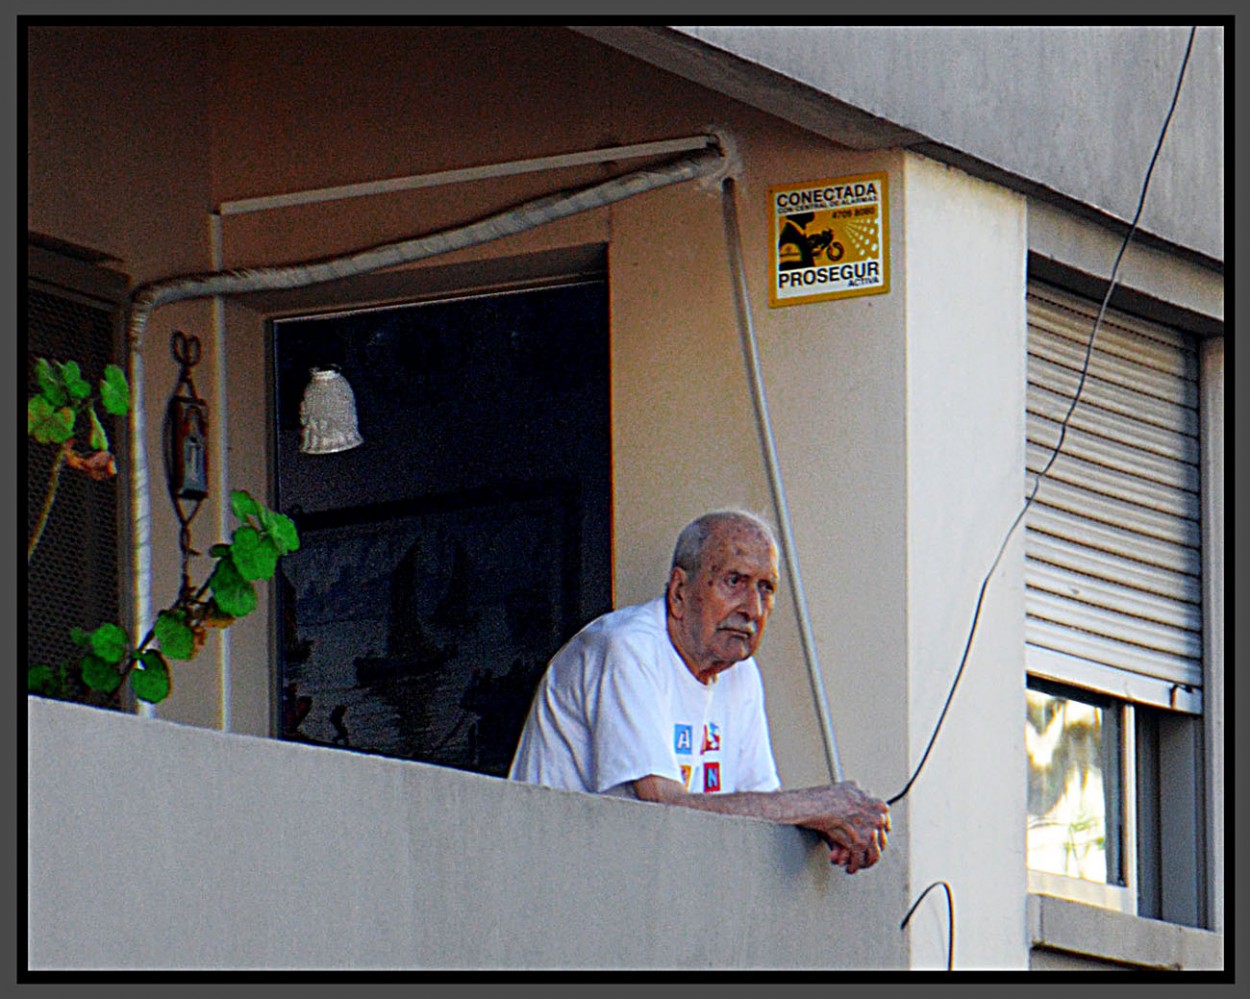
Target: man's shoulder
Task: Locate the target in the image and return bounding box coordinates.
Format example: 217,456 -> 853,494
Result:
556,597 -> 673,676
579,596 -> 667,643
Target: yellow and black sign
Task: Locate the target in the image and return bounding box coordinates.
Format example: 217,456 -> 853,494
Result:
768,172 -> 889,308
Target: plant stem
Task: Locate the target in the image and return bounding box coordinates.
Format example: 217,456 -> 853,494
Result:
132,575 -> 216,659
115,576 -> 218,698
28,444 -> 68,564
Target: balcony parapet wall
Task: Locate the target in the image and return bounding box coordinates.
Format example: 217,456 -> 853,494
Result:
27,696 -> 905,971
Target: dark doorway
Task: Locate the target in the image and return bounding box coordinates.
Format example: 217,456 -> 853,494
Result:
271,280 -> 612,776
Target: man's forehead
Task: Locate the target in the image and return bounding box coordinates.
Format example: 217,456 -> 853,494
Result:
704,525 -> 779,573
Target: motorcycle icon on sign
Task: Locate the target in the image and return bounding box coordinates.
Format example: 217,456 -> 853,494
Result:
778,212 -> 845,268
807,228 -> 845,262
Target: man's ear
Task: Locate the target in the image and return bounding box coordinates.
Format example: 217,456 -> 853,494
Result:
666,566 -> 688,620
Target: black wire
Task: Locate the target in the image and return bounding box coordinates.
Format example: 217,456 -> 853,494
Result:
886,25 -> 1198,808
900,880 -> 955,971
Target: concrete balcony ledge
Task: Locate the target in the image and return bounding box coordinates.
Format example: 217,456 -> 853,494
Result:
1028,894 -> 1224,971
27,696 -> 905,971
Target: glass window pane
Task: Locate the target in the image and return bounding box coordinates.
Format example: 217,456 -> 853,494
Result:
271,281 -> 613,777
1026,683 -> 1125,885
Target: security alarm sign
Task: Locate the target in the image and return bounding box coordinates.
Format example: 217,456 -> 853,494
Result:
768,172 -> 889,307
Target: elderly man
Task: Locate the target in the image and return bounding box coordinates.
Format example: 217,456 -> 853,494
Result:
508,510 -> 890,873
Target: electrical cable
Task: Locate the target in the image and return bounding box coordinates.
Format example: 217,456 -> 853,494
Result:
900,880 -> 954,971
886,25 -> 1197,808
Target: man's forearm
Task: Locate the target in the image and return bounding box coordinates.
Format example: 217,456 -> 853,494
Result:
634,775 -> 836,823
632,774 -> 890,873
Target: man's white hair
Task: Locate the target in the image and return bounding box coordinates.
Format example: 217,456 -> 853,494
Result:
670,509 -> 779,576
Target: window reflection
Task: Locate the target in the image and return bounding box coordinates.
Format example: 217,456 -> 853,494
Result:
1026,684 -> 1124,885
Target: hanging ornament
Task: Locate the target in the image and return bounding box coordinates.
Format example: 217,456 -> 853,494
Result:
163,330 -> 209,601
165,330 -> 209,502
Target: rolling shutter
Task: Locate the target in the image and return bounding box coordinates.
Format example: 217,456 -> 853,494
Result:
1025,283 -> 1203,713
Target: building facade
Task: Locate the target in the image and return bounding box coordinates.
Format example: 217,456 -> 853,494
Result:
25,24 -> 1225,972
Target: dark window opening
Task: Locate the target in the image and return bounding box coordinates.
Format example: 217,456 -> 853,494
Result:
26,253 -> 127,710
272,280 -> 612,776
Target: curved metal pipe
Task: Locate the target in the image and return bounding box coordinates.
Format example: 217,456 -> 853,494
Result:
719,176 -> 844,784
124,143 -> 730,697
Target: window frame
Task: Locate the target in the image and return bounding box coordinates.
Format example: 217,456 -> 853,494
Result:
265,274 -> 615,776
1025,676 -> 1136,915
1021,276 -> 1218,929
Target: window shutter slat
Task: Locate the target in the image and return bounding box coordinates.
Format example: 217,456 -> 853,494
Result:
1026,283 -> 1203,705
1028,296 -> 1199,381
1027,414 -> 1200,492
1027,560 -> 1202,637
1031,478 -> 1200,549
1027,381 -> 1198,463
1027,354 -> 1200,437
1025,614 -> 1201,689
1027,529 -> 1199,604
1026,444 -> 1199,519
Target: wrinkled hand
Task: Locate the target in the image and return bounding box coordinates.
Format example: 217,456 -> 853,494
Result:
797,781 -> 890,874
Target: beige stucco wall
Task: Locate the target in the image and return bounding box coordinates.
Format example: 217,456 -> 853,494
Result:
900,153 -> 1029,968
28,696 -> 909,970
35,25 -> 1186,972
27,22 -> 1229,973
26,25 -> 913,793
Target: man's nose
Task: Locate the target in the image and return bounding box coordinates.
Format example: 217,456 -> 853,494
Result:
741,585 -> 765,619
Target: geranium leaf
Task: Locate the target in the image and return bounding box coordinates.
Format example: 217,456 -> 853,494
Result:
88,405 -> 109,452
88,622 -> 130,665
99,365 -> 130,415
29,397 -> 75,444
28,396 -> 50,436
230,525 -> 278,582
259,507 -> 300,555
28,664 -> 60,697
154,610 -> 196,660
230,489 -> 261,521
80,654 -> 122,694
59,360 -> 91,401
35,358 -> 67,408
132,650 -> 171,703
208,556 -> 257,618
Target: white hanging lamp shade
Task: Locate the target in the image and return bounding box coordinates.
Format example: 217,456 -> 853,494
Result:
299,368 -> 363,454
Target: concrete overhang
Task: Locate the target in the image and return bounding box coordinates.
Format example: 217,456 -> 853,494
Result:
573,25 -> 1224,272
570,25 -> 928,151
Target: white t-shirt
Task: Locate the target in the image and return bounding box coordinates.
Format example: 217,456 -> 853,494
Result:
508,597 -> 781,797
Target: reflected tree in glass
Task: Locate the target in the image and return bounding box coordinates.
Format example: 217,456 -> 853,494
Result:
1026,684 -> 1124,885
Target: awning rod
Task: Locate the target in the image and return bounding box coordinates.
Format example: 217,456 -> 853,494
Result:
219,134 -> 717,217
126,140 -> 731,680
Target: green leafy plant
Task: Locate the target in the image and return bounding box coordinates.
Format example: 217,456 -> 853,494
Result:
27,355 -> 299,706
29,485 -> 299,705
27,358 -> 130,562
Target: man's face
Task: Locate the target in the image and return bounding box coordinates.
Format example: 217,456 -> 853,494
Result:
667,521 -> 780,683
